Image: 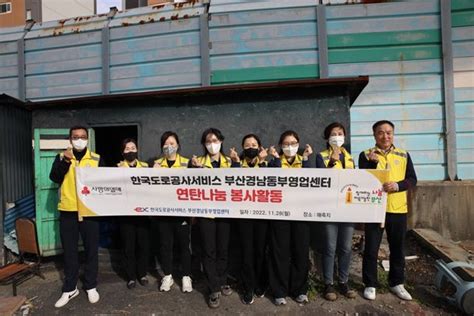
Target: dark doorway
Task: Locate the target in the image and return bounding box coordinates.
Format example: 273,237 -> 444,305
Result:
94,125 -> 139,167
93,125 -> 138,249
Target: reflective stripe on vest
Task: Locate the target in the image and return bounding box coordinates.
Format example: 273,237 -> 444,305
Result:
319,147 -> 354,169
154,154 -> 190,169
117,160 -> 148,168
241,158 -> 267,168
198,154 -> 232,168
281,154 -> 303,168
363,146 -> 408,213
58,149 -> 100,212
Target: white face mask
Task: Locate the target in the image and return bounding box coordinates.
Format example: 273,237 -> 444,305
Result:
206,142 -> 221,155
163,145 -> 177,157
72,139 -> 88,151
329,135 -> 345,148
282,145 -> 298,157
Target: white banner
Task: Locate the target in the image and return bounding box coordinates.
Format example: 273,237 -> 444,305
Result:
75,167 -> 389,223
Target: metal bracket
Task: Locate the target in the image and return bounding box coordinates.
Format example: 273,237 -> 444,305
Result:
440,0 -> 458,180
316,4 -> 328,79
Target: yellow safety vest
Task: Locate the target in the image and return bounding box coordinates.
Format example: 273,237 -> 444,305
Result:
319,147 -> 354,169
281,154 -> 304,168
117,160 -> 148,168
241,158 -> 267,168
154,154 -> 189,169
58,149 -> 100,212
363,146 -> 409,214
197,154 -> 232,168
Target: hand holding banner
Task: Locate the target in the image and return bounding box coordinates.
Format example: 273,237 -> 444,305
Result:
76,167 -> 388,223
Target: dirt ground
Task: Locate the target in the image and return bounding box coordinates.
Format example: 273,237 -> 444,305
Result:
0,229 -> 465,315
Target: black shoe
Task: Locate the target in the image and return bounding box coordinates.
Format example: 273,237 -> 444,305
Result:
139,277 -> 149,286
324,284 -> 337,301
208,292 -> 221,308
241,291 -> 254,305
255,288 -> 265,298
127,280 -> 136,289
339,282 -> 357,298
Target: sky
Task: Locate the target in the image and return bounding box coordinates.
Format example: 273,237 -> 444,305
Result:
97,0 -> 123,14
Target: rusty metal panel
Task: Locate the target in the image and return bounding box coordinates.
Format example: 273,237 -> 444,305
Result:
23,16 -> 106,101
109,0 -> 205,27
20,11 -> 112,101
25,14 -> 109,38
108,1 -> 206,93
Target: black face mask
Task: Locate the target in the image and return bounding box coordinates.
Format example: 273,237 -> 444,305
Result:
244,148 -> 259,159
123,152 -> 138,162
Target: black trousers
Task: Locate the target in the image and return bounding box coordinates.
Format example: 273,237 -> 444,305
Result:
268,220 -> 310,298
363,213 -> 407,288
157,217 -> 192,276
199,218 -> 230,293
238,219 -> 268,293
59,211 -> 99,292
120,217 -> 150,281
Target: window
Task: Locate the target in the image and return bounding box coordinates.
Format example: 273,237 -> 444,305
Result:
0,2 -> 12,14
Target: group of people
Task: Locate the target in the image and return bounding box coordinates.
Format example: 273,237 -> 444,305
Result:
49,120 -> 417,309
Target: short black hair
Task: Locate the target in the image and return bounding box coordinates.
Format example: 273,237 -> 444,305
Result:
121,138 -> 137,153
240,134 -> 262,159
201,128 -> 225,155
69,126 -> 88,138
323,122 -> 346,140
241,133 -> 262,148
278,130 -> 299,146
160,131 -> 180,152
278,130 -> 300,155
372,120 -> 395,133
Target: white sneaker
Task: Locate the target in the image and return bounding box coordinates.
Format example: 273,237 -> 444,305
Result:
182,276 -> 193,293
363,287 -> 376,300
160,274 -> 174,292
295,294 -> 309,304
86,288 -> 100,304
54,288 -> 79,308
390,284 -> 412,301
274,297 -> 287,305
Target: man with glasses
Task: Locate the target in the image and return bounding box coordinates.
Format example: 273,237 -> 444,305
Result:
49,126 -> 104,308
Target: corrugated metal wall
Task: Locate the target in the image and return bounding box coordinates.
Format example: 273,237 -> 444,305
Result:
0,96 -> 33,203
108,4 -> 205,93
0,0 -> 472,181
0,26 -> 24,100
209,0 -> 319,84
452,0 -> 474,179
24,15 -> 110,100
326,1 -> 446,180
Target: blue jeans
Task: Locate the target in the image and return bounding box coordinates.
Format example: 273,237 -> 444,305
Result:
322,222 -> 354,285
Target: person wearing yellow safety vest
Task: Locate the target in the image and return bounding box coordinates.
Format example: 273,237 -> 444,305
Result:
49,126 -> 104,308
190,128 -> 240,309
238,134 -> 274,305
267,130 -> 313,306
117,138 -> 150,290
153,131 -> 193,294
316,123 -> 357,301
358,120 -> 417,302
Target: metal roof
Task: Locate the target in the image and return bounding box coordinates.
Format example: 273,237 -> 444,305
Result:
27,76 -> 369,109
